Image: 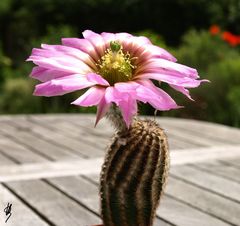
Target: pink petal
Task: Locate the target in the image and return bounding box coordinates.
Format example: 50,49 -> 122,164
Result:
136,80 -> 180,110
108,80 -> 179,117
100,32 -> 116,48
71,86 -> 106,106
29,45 -> 96,70
86,73 -> 110,86
61,38 -> 99,61
30,66 -> 70,82
114,80 -> 178,110
137,58 -> 198,79
61,38 -> 93,52
115,32 -> 133,40
34,74 -> 104,97
114,82 -> 140,94
40,44 -> 97,69
105,84 -> 137,127
123,36 -> 152,54
104,86 -> 137,127
95,97 -> 111,127
118,95 -> 137,128
104,86 -> 122,104
114,80 -> 177,125
170,84 -> 194,100
134,45 -> 177,65
138,73 -> 205,88
106,83 -> 138,105
118,80 -> 180,110
71,86 -> 110,126
144,45 -> 177,62
113,32 -> 134,52
27,54 -> 92,75
82,30 -> 106,57
134,36 -> 152,45
41,44 -> 87,56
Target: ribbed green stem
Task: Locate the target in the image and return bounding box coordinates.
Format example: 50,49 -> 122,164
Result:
100,115 -> 170,226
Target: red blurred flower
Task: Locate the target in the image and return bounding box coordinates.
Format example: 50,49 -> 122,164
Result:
209,25 -> 220,35
222,31 -> 239,46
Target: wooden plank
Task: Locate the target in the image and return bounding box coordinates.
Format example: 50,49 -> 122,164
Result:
13,118 -> 106,158
8,115 -> 201,158
0,122 -> 82,161
162,125 -> 226,147
0,158 -> 102,182
29,114 -> 240,147
61,118 -> 196,150
0,152 -> 16,166
87,174 -> 230,226
64,114 -> 99,127
4,114 -> 240,142
30,114 -> 97,130
78,123 -> 196,150
5,179 -> 101,226
90,119 -> 196,149
91,126 -> 197,150
0,115 -> 28,122
30,117 -> 110,150
48,175 -> 173,225
68,116 -> 204,149
170,165 -> 240,203
47,176 -> 99,214
44,120 -> 110,143
2,145 -> 240,182
88,174 -> 99,183
158,117 -> 240,145
157,195 -> 230,226
0,183 -> 49,226
192,161 -> 240,183
169,145 -> 240,165
81,114 -> 239,146
0,135 -> 47,163
25,114 -> 87,122
68,115 -> 236,148
31,114 -> 240,150
165,136 -> 199,149
220,157 -> 240,168
166,177 -> 240,225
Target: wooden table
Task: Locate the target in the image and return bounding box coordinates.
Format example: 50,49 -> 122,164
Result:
0,114 -> 240,226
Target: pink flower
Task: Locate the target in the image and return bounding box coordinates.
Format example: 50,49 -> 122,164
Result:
27,30 -> 207,127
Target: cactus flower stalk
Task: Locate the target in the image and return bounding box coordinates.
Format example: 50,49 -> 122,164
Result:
27,30 -> 206,226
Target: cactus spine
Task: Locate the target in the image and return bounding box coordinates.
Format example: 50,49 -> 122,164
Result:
100,106 -> 170,226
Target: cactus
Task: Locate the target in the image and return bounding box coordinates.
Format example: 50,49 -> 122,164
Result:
99,107 -> 170,226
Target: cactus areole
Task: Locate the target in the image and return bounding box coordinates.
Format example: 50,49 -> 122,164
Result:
28,30 -> 206,226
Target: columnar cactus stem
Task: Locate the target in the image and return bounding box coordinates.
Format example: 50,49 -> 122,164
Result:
100,107 -> 170,226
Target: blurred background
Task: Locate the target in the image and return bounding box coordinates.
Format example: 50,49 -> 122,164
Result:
0,0 -> 240,127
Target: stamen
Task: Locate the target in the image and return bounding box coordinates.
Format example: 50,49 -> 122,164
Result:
97,41 -> 136,85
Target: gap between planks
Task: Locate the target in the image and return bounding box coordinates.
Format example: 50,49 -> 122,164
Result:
1,145 -> 240,182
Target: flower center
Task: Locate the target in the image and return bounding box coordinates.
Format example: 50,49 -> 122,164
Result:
97,41 -> 135,85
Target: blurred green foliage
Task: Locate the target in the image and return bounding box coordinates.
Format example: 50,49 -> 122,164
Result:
0,78 -> 96,114
0,0 -> 240,127
174,30 -> 239,72
159,30 -> 240,127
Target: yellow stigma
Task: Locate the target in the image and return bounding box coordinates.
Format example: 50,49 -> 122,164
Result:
97,41 -> 135,85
